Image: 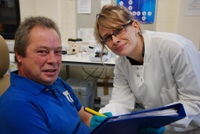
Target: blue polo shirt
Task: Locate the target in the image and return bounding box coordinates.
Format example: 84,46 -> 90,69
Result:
0,71 -> 91,134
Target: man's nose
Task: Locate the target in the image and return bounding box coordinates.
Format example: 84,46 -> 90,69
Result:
47,52 -> 57,63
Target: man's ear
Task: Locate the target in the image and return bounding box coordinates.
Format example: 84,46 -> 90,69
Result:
15,52 -> 22,63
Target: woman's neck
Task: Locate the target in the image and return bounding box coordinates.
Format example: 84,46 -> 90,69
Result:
128,34 -> 144,63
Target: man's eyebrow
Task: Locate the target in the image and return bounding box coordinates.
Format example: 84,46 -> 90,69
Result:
57,46 -> 62,49
37,46 -> 48,49
36,46 -> 62,49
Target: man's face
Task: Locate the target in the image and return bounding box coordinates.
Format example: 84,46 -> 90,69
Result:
16,26 -> 62,85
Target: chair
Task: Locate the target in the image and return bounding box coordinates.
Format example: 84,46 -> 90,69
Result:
0,35 -> 10,95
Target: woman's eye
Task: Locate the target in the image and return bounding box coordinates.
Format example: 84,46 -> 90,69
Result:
104,36 -> 112,42
114,28 -> 123,35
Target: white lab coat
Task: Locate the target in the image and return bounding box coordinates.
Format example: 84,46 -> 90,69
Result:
99,31 -> 200,133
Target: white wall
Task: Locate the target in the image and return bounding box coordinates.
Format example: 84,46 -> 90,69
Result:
155,0 -> 180,33
176,0 -> 200,50
155,0 -> 200,50
20,0 -> 76,45
19,0 -> 200,50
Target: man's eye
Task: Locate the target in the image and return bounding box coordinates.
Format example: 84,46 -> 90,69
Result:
55,50 -> 62,55
38,50 -> 47,54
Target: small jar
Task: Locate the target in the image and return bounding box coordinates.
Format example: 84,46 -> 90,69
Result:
68,38 -> 82,54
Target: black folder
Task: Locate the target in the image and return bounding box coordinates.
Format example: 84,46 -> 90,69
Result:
90,103 -> 186,134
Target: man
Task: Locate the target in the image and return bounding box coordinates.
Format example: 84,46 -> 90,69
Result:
0,16 -> 106,134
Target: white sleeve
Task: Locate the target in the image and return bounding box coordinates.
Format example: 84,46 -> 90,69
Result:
166,39 -> 200,132
99,58 -> 136,116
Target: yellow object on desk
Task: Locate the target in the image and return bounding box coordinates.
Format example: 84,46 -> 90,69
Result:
84,107 -> 106,117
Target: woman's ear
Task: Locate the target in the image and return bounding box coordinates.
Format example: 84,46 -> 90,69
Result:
133,20 -> 139,28
132,20 -> 140,34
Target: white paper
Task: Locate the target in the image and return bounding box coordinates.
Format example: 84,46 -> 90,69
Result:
78,28 -> 94,42
185,0 -> 200,15
111,108 -> 178,121
77,0 -> 91,14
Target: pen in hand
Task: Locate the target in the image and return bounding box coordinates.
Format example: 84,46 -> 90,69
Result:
84,107 -> 107,117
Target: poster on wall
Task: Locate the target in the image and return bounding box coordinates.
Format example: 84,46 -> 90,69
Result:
185,0 -> 200,16
77,0 -> 91,14
116,0 -> 156,24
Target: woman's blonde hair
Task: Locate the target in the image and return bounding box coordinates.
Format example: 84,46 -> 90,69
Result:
94,4 -> 143,47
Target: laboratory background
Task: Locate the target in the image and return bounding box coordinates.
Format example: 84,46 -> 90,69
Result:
1,0 -> 200,110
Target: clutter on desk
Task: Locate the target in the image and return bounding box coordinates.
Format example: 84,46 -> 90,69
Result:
89,44 -> 111,62
68,38 -> 82,55
89,54 -> 108,62
8,53 -> 17,73
61,50 -> 67,55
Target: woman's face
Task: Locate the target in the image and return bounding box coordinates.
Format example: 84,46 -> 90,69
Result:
98,21 -> 140,57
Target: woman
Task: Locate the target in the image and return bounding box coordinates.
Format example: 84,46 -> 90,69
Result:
94,4 -> 200,134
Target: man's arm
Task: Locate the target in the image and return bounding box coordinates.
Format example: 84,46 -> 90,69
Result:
78,106 -> 93,128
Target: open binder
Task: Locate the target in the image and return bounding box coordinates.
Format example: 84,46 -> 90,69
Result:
90,103 -> 186,134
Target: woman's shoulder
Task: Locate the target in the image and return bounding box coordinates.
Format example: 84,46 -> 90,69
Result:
115,56 -> 131,69
144,31 -> 193,53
